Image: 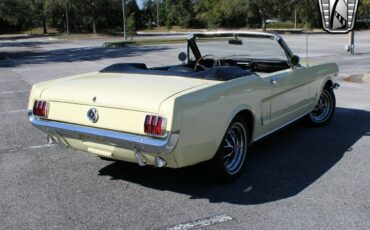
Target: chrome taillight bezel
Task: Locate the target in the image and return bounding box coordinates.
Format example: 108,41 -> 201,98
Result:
33,100 -> 49,118
144,115 -> 167,138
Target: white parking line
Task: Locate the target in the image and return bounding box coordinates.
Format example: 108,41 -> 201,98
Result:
28,144 -> 54,149
0,109 -> 28,114
1,90 -> 30,94
167,214 -> 233,230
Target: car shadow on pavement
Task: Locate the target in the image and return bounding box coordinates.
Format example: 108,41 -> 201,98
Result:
0,41 -> 53,48
99,107 -> 370,205
0,45 -> 176,67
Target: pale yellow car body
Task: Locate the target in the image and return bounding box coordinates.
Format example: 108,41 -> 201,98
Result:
28,61 -> 339,168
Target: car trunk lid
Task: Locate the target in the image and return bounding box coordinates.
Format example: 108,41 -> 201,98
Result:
40,72 -> 209,113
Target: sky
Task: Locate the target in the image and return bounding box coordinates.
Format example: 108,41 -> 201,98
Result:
136,0 -> 144,9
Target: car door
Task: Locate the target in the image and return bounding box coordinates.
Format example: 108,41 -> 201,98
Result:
269,66 -> 313,130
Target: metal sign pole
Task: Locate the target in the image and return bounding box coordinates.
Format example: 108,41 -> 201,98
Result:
347,31 -> 355,54
65,0 -> 69,35
122,0 -> 127,40
157,0 -> 160,27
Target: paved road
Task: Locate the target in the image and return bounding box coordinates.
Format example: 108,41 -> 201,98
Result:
0,33 -> 369,229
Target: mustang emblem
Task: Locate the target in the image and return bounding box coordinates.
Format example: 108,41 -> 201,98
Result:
87,108 -> 99,123
318,0 -> 359,33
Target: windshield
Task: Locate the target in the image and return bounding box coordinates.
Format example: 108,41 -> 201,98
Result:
190,35 -> 288,62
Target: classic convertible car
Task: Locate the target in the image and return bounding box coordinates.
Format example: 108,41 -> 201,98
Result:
28,32 -> 339,181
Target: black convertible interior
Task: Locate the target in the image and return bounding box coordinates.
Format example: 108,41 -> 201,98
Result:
100,59 -> 290,81
100,34 -> 292,81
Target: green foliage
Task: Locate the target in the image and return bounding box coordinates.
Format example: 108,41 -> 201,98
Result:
358,0 -> 370,19
165,0 -> 193,28
194,0 -> 223,29
142,0 -> 157,29
0,0 -> 142,33
294,0 -> 321,28
127,14 -> 136,35
0,0 -> 35,31
221,0 -> 250,27
1,0 -> 369,34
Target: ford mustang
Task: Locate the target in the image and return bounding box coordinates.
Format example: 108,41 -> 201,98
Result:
28,32 -> 339,182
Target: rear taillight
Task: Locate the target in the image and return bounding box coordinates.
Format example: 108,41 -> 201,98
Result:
144,115 -> 166,137
33,100 -> 49,117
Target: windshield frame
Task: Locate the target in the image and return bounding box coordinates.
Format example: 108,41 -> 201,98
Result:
187,32 -> 295,66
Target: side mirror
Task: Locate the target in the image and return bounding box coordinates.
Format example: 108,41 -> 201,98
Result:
291,55 -> 300,66
178,52 -> 187,62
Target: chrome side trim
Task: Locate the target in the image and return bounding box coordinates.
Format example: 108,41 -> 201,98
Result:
192,31 -> 278,40
28,112 -> 179,155
253,111 -> 310,142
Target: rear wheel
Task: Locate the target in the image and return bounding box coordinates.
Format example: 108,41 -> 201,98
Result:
305,87 -> 336,126
206,116 -> 249,182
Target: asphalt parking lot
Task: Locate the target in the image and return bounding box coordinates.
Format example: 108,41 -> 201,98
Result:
0,32 -> 369,229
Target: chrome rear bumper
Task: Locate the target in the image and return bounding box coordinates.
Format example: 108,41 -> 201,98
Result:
28,113 -> 179,155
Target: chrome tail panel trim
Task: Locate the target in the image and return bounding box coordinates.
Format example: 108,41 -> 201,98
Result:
28,112 -> 179,155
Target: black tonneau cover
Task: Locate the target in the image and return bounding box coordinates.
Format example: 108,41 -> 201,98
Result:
100,63 -> 254,81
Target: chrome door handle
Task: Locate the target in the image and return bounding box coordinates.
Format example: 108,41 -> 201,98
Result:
271,79 -> 277,85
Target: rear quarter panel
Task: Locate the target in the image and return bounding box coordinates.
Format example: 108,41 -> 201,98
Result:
161,75 -> 271,168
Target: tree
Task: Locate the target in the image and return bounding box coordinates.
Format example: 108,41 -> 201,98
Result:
165,0 -> 193,28
3,0 -> 362,34
30,0 -> 48,33
194,0 -> 223,29
249,0 -> 281,31
295,0 -> 321,28
142,0 -> 156,28
358,0 -> 370,18
194,0 -> 252,29
0,0 -> 35,32
126,0 -> 141,30
220,0 -> 250,27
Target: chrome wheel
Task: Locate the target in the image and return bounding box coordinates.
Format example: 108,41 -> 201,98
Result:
309,90 -> 333,123
222,122 -> 247,175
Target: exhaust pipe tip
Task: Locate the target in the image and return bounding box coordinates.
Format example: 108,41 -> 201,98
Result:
133,148 -> 146,166
155,156 -> 167,168
47,135 -> 55,144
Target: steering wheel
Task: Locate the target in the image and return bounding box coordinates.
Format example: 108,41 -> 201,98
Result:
194,54 -> 221,71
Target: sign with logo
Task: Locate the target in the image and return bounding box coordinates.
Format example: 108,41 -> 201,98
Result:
318,0 -> 359,33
